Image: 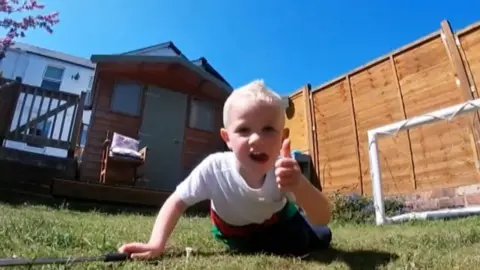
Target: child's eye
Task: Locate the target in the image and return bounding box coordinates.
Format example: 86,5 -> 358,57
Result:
236,127 -> 250,134
263,126 -> 276,132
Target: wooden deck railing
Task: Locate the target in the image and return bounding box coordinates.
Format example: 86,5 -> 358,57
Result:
0,78 -> 22,141
0,79 -> 86,158
74,122 -> 89,161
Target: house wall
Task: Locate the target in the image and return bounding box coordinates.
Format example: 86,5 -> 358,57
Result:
80,70 -> 226,185
285,20 -> 480,200
0,46 -> 95,157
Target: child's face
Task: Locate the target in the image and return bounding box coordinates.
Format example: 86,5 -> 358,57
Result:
221,99 -> 286,177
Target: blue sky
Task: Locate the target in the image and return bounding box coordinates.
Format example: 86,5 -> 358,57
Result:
9,0 -> 480,95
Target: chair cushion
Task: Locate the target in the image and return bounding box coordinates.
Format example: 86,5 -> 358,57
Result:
109,132 -> 143,160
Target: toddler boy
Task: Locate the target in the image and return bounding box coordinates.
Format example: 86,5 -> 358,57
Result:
118,79 -> 332,258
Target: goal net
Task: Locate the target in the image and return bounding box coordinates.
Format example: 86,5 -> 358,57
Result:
368,98 -> 480,225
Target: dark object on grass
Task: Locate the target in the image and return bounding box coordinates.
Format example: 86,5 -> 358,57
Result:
0,252 -> 130,267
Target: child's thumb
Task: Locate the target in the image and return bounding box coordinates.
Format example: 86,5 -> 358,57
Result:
280,139 -> 291,158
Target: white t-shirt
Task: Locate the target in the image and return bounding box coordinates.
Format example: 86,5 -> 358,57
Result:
174,151 -> 296,226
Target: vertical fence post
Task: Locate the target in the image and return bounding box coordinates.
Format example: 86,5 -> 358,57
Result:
440,19 -> 480,172
302,83 -> 324,190
0,80 -> 21,143
68,91 -> 86,158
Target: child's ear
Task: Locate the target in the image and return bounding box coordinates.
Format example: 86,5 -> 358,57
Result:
220,128 -> 231,149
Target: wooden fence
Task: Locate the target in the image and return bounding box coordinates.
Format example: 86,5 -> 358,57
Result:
286,19 -> 480,196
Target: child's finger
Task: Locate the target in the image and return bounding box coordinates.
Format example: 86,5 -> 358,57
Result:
275,157 -> 297,168
280,139 -> 291,158
118,242 -> 152,253
130,251 -> 158,260
275,167 -> 294,178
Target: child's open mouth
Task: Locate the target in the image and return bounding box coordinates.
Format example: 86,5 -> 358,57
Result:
249,152 -> 269,163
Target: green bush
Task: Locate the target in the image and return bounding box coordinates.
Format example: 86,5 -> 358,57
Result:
330,192 -> 407,224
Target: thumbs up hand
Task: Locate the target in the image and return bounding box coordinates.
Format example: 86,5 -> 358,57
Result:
275,139 -> 302,192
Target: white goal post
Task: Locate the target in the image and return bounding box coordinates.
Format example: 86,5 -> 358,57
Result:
368,98 -> 480,226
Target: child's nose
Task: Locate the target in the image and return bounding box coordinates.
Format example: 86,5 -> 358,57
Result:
248,133 -> 261,146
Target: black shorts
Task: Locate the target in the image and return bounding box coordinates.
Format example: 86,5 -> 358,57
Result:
219,211 -> 332,257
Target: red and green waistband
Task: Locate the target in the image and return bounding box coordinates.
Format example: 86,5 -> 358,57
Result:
210,200 -> 299,243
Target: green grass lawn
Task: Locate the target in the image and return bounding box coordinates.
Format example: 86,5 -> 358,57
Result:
2,202 -> 480,269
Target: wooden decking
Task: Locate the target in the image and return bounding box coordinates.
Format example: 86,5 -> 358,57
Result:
0,146 -> 77,171
0,147 -> 208,212
51,179 -> 171,207
0,147 -> 174,208
0,176 -> 210,213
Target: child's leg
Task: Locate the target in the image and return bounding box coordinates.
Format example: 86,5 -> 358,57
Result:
299,211 -> 333,250
259,212 -> 314,256
218,213 -> 312,256
212,204 -> 332,256
246,211 -> 332,256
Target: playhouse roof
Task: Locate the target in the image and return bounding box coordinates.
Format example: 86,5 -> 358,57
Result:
90,54 -> 233,96
90,41 -> 232,95
121,41 -> 231,88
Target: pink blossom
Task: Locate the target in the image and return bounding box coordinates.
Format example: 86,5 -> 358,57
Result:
0,0 -> 59,58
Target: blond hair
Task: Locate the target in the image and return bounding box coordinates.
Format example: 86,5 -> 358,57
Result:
223,79 -> 283,127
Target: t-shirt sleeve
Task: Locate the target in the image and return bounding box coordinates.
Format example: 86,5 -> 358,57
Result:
174,154 -> 216,206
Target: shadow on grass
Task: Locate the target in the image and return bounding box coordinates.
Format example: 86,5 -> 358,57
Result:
304,247 -> 399,270
121,247 -> 398,269
117,250 -> 230,267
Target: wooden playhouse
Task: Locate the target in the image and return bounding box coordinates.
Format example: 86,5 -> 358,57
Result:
79,42 -> 233,191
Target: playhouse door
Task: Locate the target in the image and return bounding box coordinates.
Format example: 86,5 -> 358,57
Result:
139,85 -> 187,191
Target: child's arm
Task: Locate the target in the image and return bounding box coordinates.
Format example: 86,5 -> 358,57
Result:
147,193 -> 188,250
290,175 -> 331,225
118,154 -> 217,259
277,139 -> 331,226
118,192 -> 187,259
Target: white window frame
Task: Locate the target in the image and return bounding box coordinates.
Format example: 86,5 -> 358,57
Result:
87,75 -> 94,90
41,65 -> 64,91
188,97 -> 216,132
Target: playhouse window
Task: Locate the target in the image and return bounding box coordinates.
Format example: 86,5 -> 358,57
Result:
41,65 -> 64,91
110,81 -> 142,116
189,98 -> 215,132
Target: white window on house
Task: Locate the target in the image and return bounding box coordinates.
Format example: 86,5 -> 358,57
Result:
188,98 -> 216,132
41,65 -> 64,91
110,81 -> 143,116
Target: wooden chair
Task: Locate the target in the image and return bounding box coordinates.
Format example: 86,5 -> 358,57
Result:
100,131 -> 147,185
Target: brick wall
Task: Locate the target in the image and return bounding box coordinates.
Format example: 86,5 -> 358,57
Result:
388,183 -> 480,212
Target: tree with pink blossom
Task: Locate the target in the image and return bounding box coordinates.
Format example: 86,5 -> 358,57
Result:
0,0 -> 59,59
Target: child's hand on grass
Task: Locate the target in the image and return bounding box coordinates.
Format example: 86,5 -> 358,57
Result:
118,242 -> 164,260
